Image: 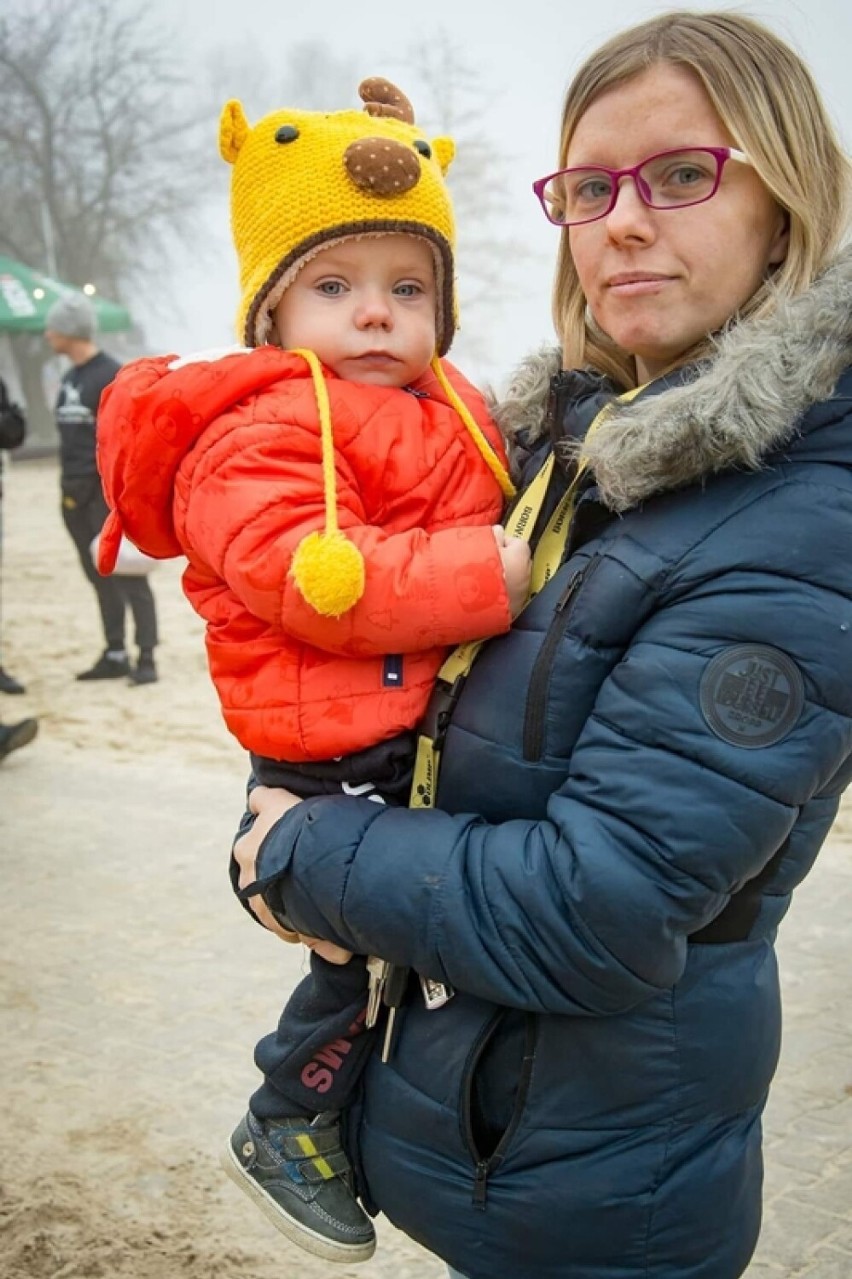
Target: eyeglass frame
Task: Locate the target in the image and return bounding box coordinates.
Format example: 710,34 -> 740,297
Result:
532,146 -> 751,227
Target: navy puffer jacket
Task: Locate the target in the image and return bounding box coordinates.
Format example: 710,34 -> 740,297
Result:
251,248 -> 852,1279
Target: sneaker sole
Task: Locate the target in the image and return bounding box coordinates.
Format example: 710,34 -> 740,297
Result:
220,1142 -> 376,1264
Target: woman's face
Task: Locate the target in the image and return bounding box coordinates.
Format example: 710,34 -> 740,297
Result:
566,64 -> 789,382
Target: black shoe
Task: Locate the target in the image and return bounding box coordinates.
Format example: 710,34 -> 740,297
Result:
129,658 -> 158,685
0,666 -> 25,695
0,718 -> 38,761
222,1111 -> 375,1263
76,651 -> 131,681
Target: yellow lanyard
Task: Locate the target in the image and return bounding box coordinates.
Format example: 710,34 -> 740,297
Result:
409,384 -> 643,809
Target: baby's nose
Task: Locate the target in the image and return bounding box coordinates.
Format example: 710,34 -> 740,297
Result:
355,293 -> 393,327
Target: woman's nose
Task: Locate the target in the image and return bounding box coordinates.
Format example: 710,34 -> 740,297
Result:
603,175 -> 656,241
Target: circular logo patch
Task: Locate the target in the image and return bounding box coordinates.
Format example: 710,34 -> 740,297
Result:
699,645 -> 804,749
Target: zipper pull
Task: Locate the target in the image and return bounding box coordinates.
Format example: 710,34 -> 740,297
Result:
555,553 -> 602,612
473,1159 -> 489,1209
555,568 -> 584,613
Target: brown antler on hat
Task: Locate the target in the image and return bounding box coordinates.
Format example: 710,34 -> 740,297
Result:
359,77 -> 415,123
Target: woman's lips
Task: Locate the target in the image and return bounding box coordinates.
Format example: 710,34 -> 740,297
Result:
606,273 -> 672,295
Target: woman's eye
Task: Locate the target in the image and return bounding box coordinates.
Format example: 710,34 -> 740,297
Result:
575,177 -> 613,204
669,164 -> 705,187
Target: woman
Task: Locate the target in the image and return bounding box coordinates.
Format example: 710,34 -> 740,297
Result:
233,11 -> 852,1278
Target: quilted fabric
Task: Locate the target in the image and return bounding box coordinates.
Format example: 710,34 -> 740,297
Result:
97,346 -> 511,760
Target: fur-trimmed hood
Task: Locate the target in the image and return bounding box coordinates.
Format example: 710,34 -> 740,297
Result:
493,246 -> 852,512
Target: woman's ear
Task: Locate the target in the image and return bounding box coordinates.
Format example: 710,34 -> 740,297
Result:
768,208 -> 791,267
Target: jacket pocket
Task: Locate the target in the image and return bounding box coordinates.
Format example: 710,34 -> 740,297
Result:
461,1011 -> 538,1208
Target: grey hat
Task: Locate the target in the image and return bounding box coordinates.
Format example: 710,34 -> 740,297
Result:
44,293 -> 96,340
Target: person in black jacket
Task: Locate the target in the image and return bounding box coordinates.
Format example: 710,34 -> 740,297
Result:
44,294 -> 160,684
229,12 -> 852,1279
0,376 -> 28,694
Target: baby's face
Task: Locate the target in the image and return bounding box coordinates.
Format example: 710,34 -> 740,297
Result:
273,234 -> 437,387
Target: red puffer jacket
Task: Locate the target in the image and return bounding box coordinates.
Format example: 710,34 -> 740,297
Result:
97,346 -> 511,761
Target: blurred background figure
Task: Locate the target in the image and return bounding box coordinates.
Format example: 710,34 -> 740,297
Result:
44,295 -> 160,685
0,715 -> 37,761
0,375 -> 28,695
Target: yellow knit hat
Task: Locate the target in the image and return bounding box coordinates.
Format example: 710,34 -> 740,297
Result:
220,78 -> 458,353
219,79 -> 514,618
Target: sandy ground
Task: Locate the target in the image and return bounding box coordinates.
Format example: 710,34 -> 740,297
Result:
1,456 -> 851,1279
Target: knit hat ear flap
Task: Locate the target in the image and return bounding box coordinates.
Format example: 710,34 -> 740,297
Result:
288,350 -> 366,617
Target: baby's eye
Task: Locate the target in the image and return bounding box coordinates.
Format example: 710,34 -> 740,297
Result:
316,280 -> 345,296
394,282 -> 423,297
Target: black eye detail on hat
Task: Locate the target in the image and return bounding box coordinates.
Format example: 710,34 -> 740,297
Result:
275,125 -> 300,144
413,140 -> 432,159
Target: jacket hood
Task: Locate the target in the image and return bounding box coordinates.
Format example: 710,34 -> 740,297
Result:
493,246 -> 852,512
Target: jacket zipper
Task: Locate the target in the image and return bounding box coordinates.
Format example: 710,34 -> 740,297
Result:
522,554 -> 603,763
462,1013 -> 538,1209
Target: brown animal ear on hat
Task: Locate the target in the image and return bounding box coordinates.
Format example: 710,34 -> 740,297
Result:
220,100 -> 250,164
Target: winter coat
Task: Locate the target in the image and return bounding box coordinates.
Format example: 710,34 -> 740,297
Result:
248,248 -> 852,1278
96,348 -> 511,762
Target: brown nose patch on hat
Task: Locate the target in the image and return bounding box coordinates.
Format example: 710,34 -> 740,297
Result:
344,137 -> 421,196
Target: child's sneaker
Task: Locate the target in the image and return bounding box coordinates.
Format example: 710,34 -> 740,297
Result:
221,1110 -> 376,1263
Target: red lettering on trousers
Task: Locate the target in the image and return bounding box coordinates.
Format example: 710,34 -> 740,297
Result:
299,1012 -> 371,1093
301,1061 -> 334,1093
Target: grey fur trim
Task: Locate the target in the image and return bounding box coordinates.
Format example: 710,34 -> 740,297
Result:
489,343 -> 562,442
496,247 -> 852,512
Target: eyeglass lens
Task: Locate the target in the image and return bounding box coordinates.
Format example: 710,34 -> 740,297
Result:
541,149 -> 724,225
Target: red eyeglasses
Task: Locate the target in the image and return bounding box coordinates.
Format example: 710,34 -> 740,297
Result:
533,146 -> 751,227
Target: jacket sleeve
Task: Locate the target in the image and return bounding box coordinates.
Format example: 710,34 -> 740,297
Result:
182,405 -> 512,656
249,478 -> 852,1015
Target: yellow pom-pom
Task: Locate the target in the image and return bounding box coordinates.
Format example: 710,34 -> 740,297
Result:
291,531 -> 365,617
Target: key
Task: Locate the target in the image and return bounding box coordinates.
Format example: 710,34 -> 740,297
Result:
419,974 -> 455,1010
365,955 -> 388,1028
381,964 -> 410,1063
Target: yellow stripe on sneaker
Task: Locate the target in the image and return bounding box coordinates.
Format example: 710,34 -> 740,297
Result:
295,1133 -> 335,1180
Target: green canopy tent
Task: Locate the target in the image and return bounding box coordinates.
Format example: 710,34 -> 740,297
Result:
0,256 -> 132,333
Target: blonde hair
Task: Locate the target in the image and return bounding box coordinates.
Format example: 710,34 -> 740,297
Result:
552,10 -> 852,387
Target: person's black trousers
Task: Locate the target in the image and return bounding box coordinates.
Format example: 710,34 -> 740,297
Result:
61,480 -> 158,653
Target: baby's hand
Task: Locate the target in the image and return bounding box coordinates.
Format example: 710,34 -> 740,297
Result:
493,525 -> 532,617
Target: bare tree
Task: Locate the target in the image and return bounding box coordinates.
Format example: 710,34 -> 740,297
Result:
0,0 -> 212,443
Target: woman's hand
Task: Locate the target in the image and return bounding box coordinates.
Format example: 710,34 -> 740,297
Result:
234,786 -> 353,964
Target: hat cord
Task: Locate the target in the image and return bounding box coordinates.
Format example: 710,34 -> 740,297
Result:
428,356 -> 516,499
